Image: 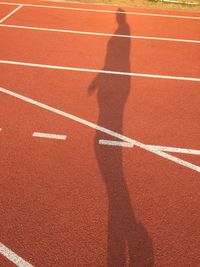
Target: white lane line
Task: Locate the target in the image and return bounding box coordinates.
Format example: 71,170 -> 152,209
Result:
159,0 -> 199,5
0,1 -> 200,20
0,60 -> 200,82
0,242 -> 33,267
145,145 -> 200,155
0,24 -> 199,44
0,4 -> 23,24
32,132 -> 67,140
0,86 -> 200,173
99,141 -> 200,154
99,139 -> 134,147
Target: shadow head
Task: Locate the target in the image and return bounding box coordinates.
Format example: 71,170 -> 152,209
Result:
116,8 -> 127,24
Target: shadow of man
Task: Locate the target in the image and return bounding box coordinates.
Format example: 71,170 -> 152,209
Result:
88,9 -> 154,266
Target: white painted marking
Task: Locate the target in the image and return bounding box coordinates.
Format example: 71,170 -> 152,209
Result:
100,141 -> 200,154
0,242 -> 33,267
0,1 -> 20,5
145,145 -> 200,155
159,0 -> 199,5
0,60 -> 200,82
0,24 -> 199,44
0,1 -> 200,20
32,132 -> 67,140
99,139 -> 134,147
0,128 -> 2,132
0,4 -> 23,24
0,86 -> 200,173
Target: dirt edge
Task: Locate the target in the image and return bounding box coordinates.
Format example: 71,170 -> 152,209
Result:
40,0 -> 200,12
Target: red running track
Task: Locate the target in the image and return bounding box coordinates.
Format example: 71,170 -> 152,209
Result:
0,0 -> 200,266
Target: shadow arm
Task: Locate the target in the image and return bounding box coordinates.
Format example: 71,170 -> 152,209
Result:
88,77 -> 98,96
